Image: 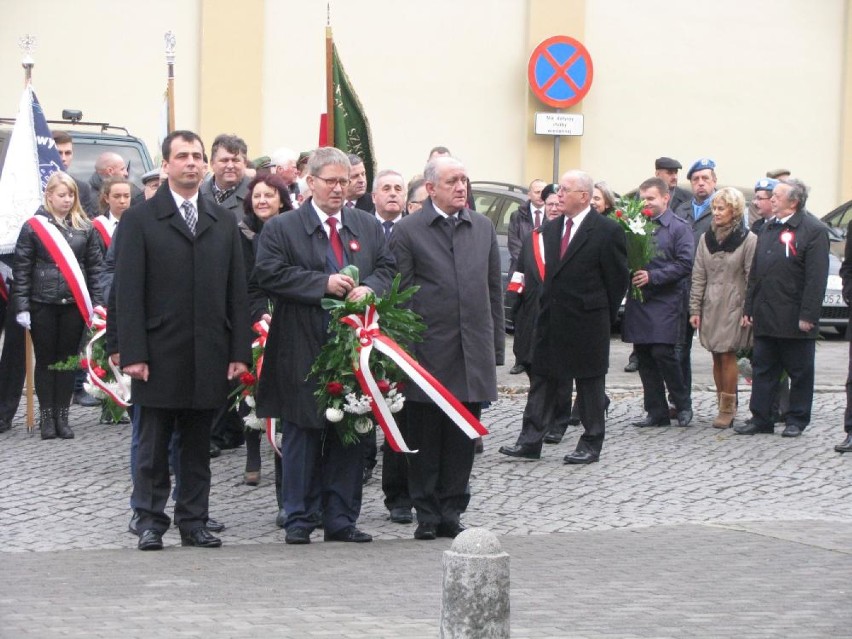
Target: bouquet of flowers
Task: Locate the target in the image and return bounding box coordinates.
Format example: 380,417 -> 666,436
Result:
51,309 -> 131,424
229,320 -> 267,432
614,197 -> 659,302
310,265 -> 424,446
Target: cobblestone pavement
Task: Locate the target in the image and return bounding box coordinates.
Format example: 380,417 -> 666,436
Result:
1,338 -> 850,637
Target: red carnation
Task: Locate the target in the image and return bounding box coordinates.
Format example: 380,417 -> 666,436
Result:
326,381 -> 344,396
376,379 -> 391,394
79,358 -> 90,370
642,208 -> 653,217
396,381 -> 406,392
240,372 -> 256,386
93,366 -> 106,378
615,210 -> 623,218
242,388 -> 252,396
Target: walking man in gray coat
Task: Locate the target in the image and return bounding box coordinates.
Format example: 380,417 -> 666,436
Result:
389,156 -> 504,541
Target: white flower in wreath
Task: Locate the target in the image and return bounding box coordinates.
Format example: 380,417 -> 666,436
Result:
390,396 -> 405,414
245,414 -> 264,431
244,395 -> 256,409
353,417 -> 374,434
344,392 -> 373,415
83,382 -> 107,399
325,407 -> 344,422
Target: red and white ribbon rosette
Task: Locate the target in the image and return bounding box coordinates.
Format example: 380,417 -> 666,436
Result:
251,318 -> 281,456
780,230 -> 797,258
340,305 -> 489,453
85,306 -> 131,407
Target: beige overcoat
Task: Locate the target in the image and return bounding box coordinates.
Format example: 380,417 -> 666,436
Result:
689,230 -> 757,353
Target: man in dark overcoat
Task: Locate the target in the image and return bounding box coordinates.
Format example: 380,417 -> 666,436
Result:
503,170 -> 627,464
253,147 -> 395,545
737,179 -> 829,437
112,130 -> 252,551
389,156 -> 504,541
623,177 -> 695,428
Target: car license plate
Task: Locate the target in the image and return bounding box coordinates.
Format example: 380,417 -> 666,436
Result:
823,293 -> 844,306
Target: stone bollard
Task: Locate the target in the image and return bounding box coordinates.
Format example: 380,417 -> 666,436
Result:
440,527 -> 510,638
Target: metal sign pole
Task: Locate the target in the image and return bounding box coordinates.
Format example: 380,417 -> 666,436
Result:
552,108 -> 561,183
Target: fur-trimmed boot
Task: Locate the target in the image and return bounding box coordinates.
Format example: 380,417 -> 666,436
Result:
40,407 -> 57,440
55,406 -> 75,439
713,392 -> 737,429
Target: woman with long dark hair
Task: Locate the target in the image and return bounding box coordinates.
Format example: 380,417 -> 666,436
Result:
13,172 -> 103,439
239,174 -> 293,485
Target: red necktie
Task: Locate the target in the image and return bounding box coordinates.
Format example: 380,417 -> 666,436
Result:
327,217 -> 345,266
559,218 -> 573,258
534,210 -> 541,229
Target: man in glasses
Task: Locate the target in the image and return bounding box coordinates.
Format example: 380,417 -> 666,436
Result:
253,147 -> 395,546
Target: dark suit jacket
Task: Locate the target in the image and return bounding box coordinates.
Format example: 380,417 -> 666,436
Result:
253,200 -> 395,428
668,186 -> 692,214
532,211 -> 628,380
744,209 -> 829,339
112,183 -> 252,409
390,199 -> 505,403
506,225 -> 546,365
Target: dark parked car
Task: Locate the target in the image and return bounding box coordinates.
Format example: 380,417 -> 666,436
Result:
469,181 -> 529,331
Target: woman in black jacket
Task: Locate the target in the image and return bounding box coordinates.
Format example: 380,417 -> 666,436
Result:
12,172 -> 103,439
239,174 -> 292,486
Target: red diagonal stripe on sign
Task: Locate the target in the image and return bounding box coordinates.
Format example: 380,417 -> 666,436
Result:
541,48 -> 583,94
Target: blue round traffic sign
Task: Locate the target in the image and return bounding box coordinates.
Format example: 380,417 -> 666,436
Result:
528,36 -> 594,108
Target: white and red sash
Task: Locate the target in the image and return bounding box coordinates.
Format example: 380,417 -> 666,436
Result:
340,305 -> 488,453
92,216 -> 114,250
505,229 -> 546,296
27,215 -> 93,325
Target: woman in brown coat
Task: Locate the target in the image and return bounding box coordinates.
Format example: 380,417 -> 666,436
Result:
689,187 -> 756,428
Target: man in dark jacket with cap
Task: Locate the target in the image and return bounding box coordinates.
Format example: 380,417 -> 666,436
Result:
736,179 -> 829,438
655,157 -> 691,213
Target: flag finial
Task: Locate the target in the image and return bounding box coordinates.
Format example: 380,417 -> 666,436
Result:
327,3 -> 331,26
18,34 -> 36,78
164,31 -> 176,65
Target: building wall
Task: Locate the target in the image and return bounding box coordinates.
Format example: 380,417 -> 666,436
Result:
0,0 -> 201,162
0,0 -> 848,213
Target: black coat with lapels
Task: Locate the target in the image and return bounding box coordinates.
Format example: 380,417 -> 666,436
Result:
532,210 -> 629,380
112,183 -> 252,409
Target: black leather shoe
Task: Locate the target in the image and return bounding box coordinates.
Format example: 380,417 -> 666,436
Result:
781,424 -> 802,438
128,512 -> 140,536
835,433 -> 852,453
414,523 -> 437,540
632,415 -> 671,427
437,522 -> 466,538
0,417 -> 11,433
285,527 -> 311,544
389,507 -> 413,524
180,527 -> 222,548
677,409 -> 694,427
498,443 -> 541,459
623,359 -> 639,373
563,450 -> 599,465
206,518 -> 225,533
543,429 -> 565,445
138,529 -> 163,551
324,527 -> 372,543
275,509 -> 286,528
509,363 -> 526,375
209,442 -> 221,458
73,390 -> 101,407
733,420 -> 774,435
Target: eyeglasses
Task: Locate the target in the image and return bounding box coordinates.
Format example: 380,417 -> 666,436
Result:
312,176 -> 350,188
557,186 -> 586,195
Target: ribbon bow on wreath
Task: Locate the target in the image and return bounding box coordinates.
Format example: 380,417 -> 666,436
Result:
85,306 -> 132,408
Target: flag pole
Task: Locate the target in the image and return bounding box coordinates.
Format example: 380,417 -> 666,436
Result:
19,35 -> 36,434
325,7 -> 334,147
165,31 -> 176,133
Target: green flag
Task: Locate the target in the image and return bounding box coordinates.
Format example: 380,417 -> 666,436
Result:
331,43 -> 375,188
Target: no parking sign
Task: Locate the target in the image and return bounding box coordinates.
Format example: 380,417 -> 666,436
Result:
528,35 -> 594,108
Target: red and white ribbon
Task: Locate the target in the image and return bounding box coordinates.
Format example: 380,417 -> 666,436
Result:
780,230 -> 797,258
532,229 -> 546,280
250,319 -> 281,457
85,306 -> 131,407
92,216 -> 114,250
340,305 -> 488,453
27,216 -> 93,325
506,271 -> 524,295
